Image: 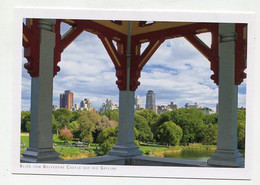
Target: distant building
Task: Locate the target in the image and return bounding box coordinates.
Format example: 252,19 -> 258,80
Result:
134,95 -> 142,110
99,99 -> 118,113
80,98 -> 93,111
168,102 -> 178,110
75,104 -> 79,111
201,108 -> 214,114
157,102 -> 178,115
52,105 -> 58,111
60,90 -> 73,109
145,90 -> 156,112
185,102 -> 203,109
157,105 -> 170,115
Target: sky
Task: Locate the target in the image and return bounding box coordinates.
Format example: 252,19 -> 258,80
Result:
21,21 -> 246,112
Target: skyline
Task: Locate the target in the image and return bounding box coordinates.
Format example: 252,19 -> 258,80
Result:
21,21 -> 246,111
53,89 -> 213,111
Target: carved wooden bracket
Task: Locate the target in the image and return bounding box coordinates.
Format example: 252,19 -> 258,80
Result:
23,20 -> 247,88
235,24 -> 247,85
23,19 -> 40,77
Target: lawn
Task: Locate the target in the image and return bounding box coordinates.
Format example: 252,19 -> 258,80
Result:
20,134 -> 217,160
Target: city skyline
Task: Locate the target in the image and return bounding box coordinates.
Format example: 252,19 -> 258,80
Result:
21,22 -> 246,111
53,89 -> 227,113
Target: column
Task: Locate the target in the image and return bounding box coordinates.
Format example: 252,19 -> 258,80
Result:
109,21 -> 142,157
109,90 -> 143,157
207,23 -> 244,167
21,19 -> 62,163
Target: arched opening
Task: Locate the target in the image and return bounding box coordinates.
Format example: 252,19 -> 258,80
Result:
21,19 -> 246,167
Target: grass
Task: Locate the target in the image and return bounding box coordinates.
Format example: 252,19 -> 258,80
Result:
20,134 -> 217,160
20,134 -> 99,159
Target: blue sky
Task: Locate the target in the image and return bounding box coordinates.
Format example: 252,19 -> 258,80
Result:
21,22 -> 246,111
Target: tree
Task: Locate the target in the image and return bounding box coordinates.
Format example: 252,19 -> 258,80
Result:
21,111 -> 30,132
203,113 -> 218,125
156,108 -> 205,144
152,111 -> 171,137
68,120 -> 81,139
77,110 -> 101,143
101,109 -> 119,122
237,120 -> 245,150
97,127 -> 118,155
53,109 -> 73,131
94,115 -> 118,142
70,111 -> 81,122
201,123 -> 218,145
157,121 -> 183,146
59,127 -> 73,144
135,109 -> 159,127
237,109 -> 246,150
134,113 -> 153,143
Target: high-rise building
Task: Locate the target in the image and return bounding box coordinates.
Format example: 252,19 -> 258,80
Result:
60,90 -> 74,109
168,102 -> 178,110
145,90 -> 156,112
99,99 -> 118,113
134,95 -> 142,110
75,104 -> 79,111
80,98 -> 93,110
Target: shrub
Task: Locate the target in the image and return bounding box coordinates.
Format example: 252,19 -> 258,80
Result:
59,128 -> 73,143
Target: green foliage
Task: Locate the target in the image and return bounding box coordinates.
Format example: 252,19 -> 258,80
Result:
201,123 -> 218,145
203,113 -> 218,125
157,121 -> 183,146
155,108 -> 205,144
237,109 -> 246,150
237,109 -> 246,122
97,127 -> 118,155
135,109 -> 159,127
101,109 -> 119,122
21,111 -> 30,132
77,110 -> 98,143
70,111 -> 81,122
134,113 -> 153,143
53,109 -> 73,131
68,120 -> 81,139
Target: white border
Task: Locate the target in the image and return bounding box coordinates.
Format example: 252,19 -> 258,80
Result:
12,7 -> 255,180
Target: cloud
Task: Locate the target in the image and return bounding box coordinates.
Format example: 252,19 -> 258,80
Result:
21,24 -> 246,111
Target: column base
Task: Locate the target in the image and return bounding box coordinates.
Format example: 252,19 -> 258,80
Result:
109,144 -> 143,157
207,149 -> 244,167
21,147 -> 63,163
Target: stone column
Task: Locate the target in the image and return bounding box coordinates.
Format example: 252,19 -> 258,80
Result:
207,23 -> 244,167
109,90 -> 142,157
21,19 -> 62,163
109,22 -> 142,157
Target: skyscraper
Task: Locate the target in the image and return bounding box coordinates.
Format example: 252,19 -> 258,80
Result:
80,98 -> 93,110
60,90 -> 74,109
135,95 -> 142,110
145,90 -> 156,112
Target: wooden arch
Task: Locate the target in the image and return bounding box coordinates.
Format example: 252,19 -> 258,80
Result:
23,19 -> 247,91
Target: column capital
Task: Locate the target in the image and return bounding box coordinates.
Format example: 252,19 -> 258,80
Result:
39,19 -> 56,31
219,33 -> 236,42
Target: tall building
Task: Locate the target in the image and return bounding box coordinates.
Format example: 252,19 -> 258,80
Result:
168,102 -> 178,110
75,104 -> 79,111
157,102 -> 178,115
80,98 -> 93,110
134,95 -> 142,110
185,102 -> 203,109
99,99 -> 118,113
145,90 -> 156,112
60,90 -> 74,109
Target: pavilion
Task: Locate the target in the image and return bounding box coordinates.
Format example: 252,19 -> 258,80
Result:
21,19 -> 247,167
